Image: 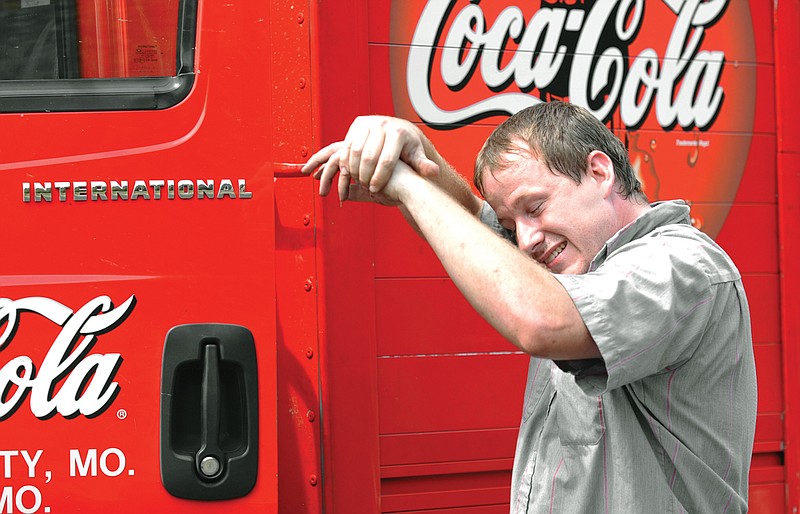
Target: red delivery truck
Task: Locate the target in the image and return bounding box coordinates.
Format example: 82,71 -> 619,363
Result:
1,0 -> 798,512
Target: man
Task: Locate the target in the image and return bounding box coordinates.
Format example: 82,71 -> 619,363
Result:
302,101 -> 757,513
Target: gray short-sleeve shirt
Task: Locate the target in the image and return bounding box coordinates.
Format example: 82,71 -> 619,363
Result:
483,201 -> 757,513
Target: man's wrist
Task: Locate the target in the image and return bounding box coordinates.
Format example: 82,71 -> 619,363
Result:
394,168 -> 426,208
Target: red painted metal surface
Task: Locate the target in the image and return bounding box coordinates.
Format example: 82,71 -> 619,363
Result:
0,1 -> 796,512
310,1 -> 794,512
776,1 -> 800,512
0,0 -> 279,511
312,2 -> 382,513
270,1 -> 326,513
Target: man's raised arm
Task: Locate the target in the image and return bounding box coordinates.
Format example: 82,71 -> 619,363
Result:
301,115 -> 482,217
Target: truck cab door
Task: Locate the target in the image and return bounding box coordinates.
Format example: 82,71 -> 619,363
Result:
0,0 -> 279,511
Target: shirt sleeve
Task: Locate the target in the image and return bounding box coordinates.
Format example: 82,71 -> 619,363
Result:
553,233 -> 724,395
479,201 -> 516,244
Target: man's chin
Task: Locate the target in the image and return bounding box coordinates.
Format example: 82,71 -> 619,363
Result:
554,260 -> 589,275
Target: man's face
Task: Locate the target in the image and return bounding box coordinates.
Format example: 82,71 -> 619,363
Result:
482,147 -> 617,275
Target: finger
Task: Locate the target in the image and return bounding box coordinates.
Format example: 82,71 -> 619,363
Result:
411,152 -> 440,178
402,138 -> 440,178
318,157 -> 343,197
345,124 -> 370,186
337,171 -> 351,203
369,130 -> 403,192
357,129 -> 386,189
301,141 -> 345,175
322,147 -> 355,196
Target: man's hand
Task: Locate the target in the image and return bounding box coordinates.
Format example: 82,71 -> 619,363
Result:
301,116 -> 440,202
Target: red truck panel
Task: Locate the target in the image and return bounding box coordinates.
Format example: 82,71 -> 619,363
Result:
312,1 -> 795,512
0,0 -> 279,511
1,0 -> 797,512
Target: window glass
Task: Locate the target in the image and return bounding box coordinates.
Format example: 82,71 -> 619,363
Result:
0,0 -> 192,112
1,0 -> 180,80
1,1 -> 62,79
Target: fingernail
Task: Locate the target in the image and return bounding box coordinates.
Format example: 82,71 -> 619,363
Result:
369,185 -> 378,193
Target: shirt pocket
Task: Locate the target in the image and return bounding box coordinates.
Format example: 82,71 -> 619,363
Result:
556,376 -> 605,445
522,358 -> 551,423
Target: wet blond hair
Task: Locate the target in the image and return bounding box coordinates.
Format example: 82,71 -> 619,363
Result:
474,101 -> 646,202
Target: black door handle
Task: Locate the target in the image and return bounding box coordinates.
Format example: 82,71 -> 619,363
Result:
160,324 -> 258,500
198,342 -> 223,479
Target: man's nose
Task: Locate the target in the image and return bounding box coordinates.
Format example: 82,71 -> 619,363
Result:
516,221 -> 544,257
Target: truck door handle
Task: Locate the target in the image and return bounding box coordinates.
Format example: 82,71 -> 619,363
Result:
160,324 -> 258,500
198,343 -> 223,479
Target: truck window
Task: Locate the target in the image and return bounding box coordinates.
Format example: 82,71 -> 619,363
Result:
0,0 -> 196,112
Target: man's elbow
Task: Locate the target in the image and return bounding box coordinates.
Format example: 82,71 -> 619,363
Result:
506,319 -> 559,358
508,318 -> 597,360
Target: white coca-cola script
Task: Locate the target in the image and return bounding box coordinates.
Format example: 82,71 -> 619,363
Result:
408,0 -> 727,128
0,295 -> 135,419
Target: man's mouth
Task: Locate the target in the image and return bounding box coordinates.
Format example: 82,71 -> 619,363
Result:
543,242 -> 567,265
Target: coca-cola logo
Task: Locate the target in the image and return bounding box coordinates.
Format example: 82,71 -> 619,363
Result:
406,0 -> 728,129
389,0 -> 758,237
0,295 -> 136,420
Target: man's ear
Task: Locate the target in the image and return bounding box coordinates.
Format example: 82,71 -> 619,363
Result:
587,150 -> 615,198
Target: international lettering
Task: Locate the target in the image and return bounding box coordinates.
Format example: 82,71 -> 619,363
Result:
21,178 -> 253,203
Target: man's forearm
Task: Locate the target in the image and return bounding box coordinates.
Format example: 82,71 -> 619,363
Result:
398,164 -> 481,236
420,135 -> 483,216
393,165 -> 597,360
398,134 -> 482,233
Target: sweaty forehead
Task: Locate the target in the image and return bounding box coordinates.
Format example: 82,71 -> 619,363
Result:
483,162 -> 546,213
482,148 -> 534,187
486,148 -> 552,186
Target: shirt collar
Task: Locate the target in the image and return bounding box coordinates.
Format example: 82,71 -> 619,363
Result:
589,200 -> 691,271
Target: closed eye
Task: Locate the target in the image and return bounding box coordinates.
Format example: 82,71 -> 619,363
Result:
528,202 -> 544,217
